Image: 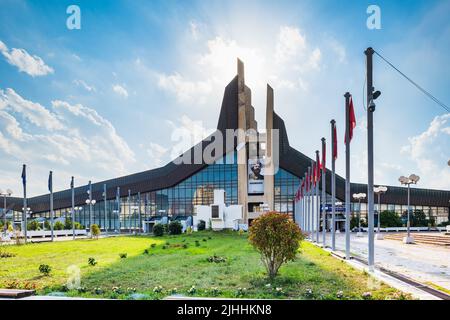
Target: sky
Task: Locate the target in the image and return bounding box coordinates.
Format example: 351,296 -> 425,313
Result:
0,0 -> 449,196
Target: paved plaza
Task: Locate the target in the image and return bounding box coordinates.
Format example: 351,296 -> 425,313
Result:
322,232 -> 450,292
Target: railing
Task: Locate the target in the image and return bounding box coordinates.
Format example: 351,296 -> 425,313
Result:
361,226 -> 447,232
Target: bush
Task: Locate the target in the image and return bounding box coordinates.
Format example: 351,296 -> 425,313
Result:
119,253 -> 127,259
207,255 -> 227,263
64,218 -> 73,230
39,264 -> 52,276
88,257 -> 97,266
168,221 -> 183,235
74,222 -> 84,230
27,220 -> 41,231
54,221 -> 64,230
380,211 -> 403,228
197,220 -> 206,231
249,212 -> 304,278
90,224 -> 101,239
44,221 -> 51,230
153,223 -> 164,237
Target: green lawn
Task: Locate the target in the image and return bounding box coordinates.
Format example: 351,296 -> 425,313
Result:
0,231 -> 409,300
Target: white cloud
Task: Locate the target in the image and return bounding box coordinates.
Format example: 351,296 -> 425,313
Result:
158,73 -> 212,104
0,88 -> 136,195
0,40 -> 54,77
189,20 -> 200,40
112,84 -> 129,98
275,26 -> 306,64
401,113 -> 450,189
145,142 -> 168,167
0,88 -> 62,130
73,79 -> 96,92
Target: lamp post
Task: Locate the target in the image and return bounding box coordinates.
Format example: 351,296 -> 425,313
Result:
352,193 -> 366,237
86,181 -> 96,238
399,174 -> 420,244
0,189 -> 13,232
374,186 -> 388,240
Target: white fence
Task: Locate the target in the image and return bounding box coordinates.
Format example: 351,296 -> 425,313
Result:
361,226 -> 447,232
25,229 -> 87,238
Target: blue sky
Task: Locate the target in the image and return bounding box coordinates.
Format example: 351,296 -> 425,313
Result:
0,0 -> 449,196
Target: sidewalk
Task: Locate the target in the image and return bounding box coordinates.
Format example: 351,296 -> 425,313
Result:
322,232 -> 450,293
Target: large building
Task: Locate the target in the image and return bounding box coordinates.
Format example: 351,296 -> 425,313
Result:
2,60 -> 449,232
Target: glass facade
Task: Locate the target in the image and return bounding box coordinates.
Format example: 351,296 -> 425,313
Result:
274,168 -> 300,216
30,152 -> 238,231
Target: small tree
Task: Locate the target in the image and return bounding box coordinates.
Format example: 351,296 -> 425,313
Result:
54,221 -> 64,230
168,221 -> 183,235
90,224 -> 101,239
380,211 -> 402,227
249,212 -> 304,278
153,223 -> 164,237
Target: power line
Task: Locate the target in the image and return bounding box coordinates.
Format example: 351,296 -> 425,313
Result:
374,50 -> 450,113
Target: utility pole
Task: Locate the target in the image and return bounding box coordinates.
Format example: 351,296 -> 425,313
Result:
365,47 -> 378,271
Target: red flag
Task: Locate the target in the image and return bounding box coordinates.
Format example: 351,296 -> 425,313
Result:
345,96 -> 356,144
333,124 -> 338,160
311,162 -> 316,186
315,152 -> 321,183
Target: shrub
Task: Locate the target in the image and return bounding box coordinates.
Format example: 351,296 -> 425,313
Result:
380,211 -> 403,228
27,220 -> 41,231
54,221 -> 64,230
74,222 -> 83,230
150,243 -> 156,248
64,218 -> 73,230
197,220 -> 206,231
90,224 -> 101,239
153,223 -> 164,237
88,257 -> 97,266
39,264 -> 52,276
207,255 -> 227,263
119,253 -> 127,259
0,249 -> 16,258
143,249 -> 149,254
168,221 -> 183,235
44,220 -> 50,230
249,212 -> 304,278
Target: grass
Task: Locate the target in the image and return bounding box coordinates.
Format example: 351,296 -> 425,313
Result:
0,231 -> 409,300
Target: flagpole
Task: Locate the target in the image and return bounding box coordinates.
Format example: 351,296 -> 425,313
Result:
104,183 -> 108,235
71,176 -> 75,240
309,160 -> 314,241
331,119 -> 336,251
314,150 -> 320,243
116,186 -> 121,233
344,92 -> 351,259
138,191 -> 142,234
49,171 -> 54,242
306,167 -> 311,236
321,138 -> 326,246
22,164 -> 27,243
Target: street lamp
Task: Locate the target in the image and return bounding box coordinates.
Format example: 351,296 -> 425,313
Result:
374,186 -> 388,240
399,174 -> 420,244
352,193 -> 366,237
0,188 -> 13,232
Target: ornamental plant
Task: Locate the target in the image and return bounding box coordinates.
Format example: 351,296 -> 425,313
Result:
168,221 -> 182,235
153,223 -> 164,236
90,224 -> 101,239
248,212 -> 304,278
